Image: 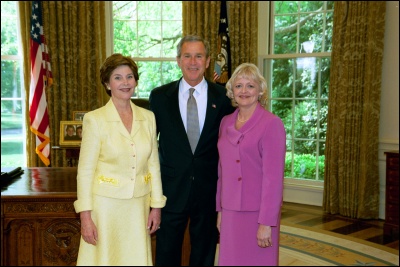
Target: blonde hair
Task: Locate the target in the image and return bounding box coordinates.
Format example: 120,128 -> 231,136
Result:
225,63 -> 268,109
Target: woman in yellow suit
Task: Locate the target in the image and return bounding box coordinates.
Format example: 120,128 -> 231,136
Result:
74,54 -> 166,266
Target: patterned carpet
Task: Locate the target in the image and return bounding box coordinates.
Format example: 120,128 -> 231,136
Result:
279,223 -> 399,266
214,223 -> 399,266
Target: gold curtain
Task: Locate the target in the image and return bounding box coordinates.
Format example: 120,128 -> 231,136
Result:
229,1 -> 258,69
182,1 -> 258,80
19,1 -> 107,167
323,2 -> 386,219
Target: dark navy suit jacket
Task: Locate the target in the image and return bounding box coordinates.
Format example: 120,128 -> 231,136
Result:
149,78 -> 234,213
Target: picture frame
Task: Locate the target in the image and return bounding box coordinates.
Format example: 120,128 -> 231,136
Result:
59,121 -> 83,147
72,111 -> 88,121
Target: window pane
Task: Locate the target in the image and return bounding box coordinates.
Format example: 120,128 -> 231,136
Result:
320,57 -> 330,97
114,21 -> 138,56
113,1 -> 182,98
324,13 -> 333,52
270,58 -> 294,98
295,57 -> 318,98
274,15 -> 298,54
113,1 -> 138,20
300,1 -> 324,12
264,1 -> 333,181
293,140 -> 317,180
1,1 -> 26,168
162,21 -> 182,57
162,1 -> 182,20
1,60 -> 22,98
285,149 -> 293,178
138,21 -> 162,57
294,100 -> 318,139
300,13 -> 332,53
1,1 -> 18,56
135,61 -> 182,98
274,1 -> 298,14
136,61 -> 162,97
137,1 -> 161,20
318,141 -> 325,181
161,61 -> 182,84
271,99 -> 293,136
319,99 -> 328,138
1,100 -> 24,167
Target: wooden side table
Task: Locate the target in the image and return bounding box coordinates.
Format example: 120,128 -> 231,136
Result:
384,151 -> 399,237
52,146 -> 80,167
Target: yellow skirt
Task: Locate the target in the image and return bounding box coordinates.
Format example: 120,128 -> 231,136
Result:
76,193 -> 152,266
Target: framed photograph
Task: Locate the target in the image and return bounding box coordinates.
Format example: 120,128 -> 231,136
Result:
72,111 -> 88,121
59,121 -> 83,146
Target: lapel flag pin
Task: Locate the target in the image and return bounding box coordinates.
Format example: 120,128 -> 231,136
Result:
212,104 -> 216,108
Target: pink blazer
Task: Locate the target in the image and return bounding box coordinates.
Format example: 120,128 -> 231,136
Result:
216,103 -> 286,226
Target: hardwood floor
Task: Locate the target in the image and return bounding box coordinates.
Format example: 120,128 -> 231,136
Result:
281,202 -> 399,251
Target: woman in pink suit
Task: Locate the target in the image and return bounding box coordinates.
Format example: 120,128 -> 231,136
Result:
216,63 -> 286,266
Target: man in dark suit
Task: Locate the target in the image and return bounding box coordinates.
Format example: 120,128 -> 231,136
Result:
149,35 -> 234,266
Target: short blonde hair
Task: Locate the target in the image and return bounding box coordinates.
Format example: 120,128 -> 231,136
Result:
225,63 -> 268,109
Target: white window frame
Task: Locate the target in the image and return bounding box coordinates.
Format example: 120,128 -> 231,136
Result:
106,1 -> 182,98
258,1 -> 333,206
1,2 -> 27,168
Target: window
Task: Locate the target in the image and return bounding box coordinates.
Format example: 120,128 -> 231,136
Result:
260,1 -> 334,183
1,1 -> 26,168
112,1 -> 183,98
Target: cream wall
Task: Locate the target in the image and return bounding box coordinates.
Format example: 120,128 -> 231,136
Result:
380,1 -> 399,143
378,1 -> 399,219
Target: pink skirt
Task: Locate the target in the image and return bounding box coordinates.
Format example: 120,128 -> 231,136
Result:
218,209 -> 280,266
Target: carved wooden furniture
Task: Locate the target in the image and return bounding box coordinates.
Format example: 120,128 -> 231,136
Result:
1,167 -> 191,266
384,151 -> 399,237
51,146 -> 80,167
1,168 -> 80,266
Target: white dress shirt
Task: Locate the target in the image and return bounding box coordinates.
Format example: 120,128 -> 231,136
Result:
179,78 -> 208,133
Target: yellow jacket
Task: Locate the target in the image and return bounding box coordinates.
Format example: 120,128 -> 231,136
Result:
74,99 -> 166,212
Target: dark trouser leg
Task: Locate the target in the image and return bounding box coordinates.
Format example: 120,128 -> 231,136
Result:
155,209 -> 188,266
188,206 -> 218,266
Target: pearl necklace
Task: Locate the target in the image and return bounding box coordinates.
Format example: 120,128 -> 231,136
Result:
237,116 -> 249,123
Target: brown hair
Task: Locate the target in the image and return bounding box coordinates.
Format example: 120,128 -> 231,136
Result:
176,35 -> 210,58
100,53 -> 139,96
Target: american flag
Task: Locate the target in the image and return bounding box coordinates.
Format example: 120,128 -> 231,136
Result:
29,1 -> 53,166
213,0 -> 231,86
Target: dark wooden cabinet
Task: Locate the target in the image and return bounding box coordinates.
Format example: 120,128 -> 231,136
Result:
1,168 -> 80,266
384,151 -> 399,237
1,167 -> 191,266
51,146 -> 80,167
